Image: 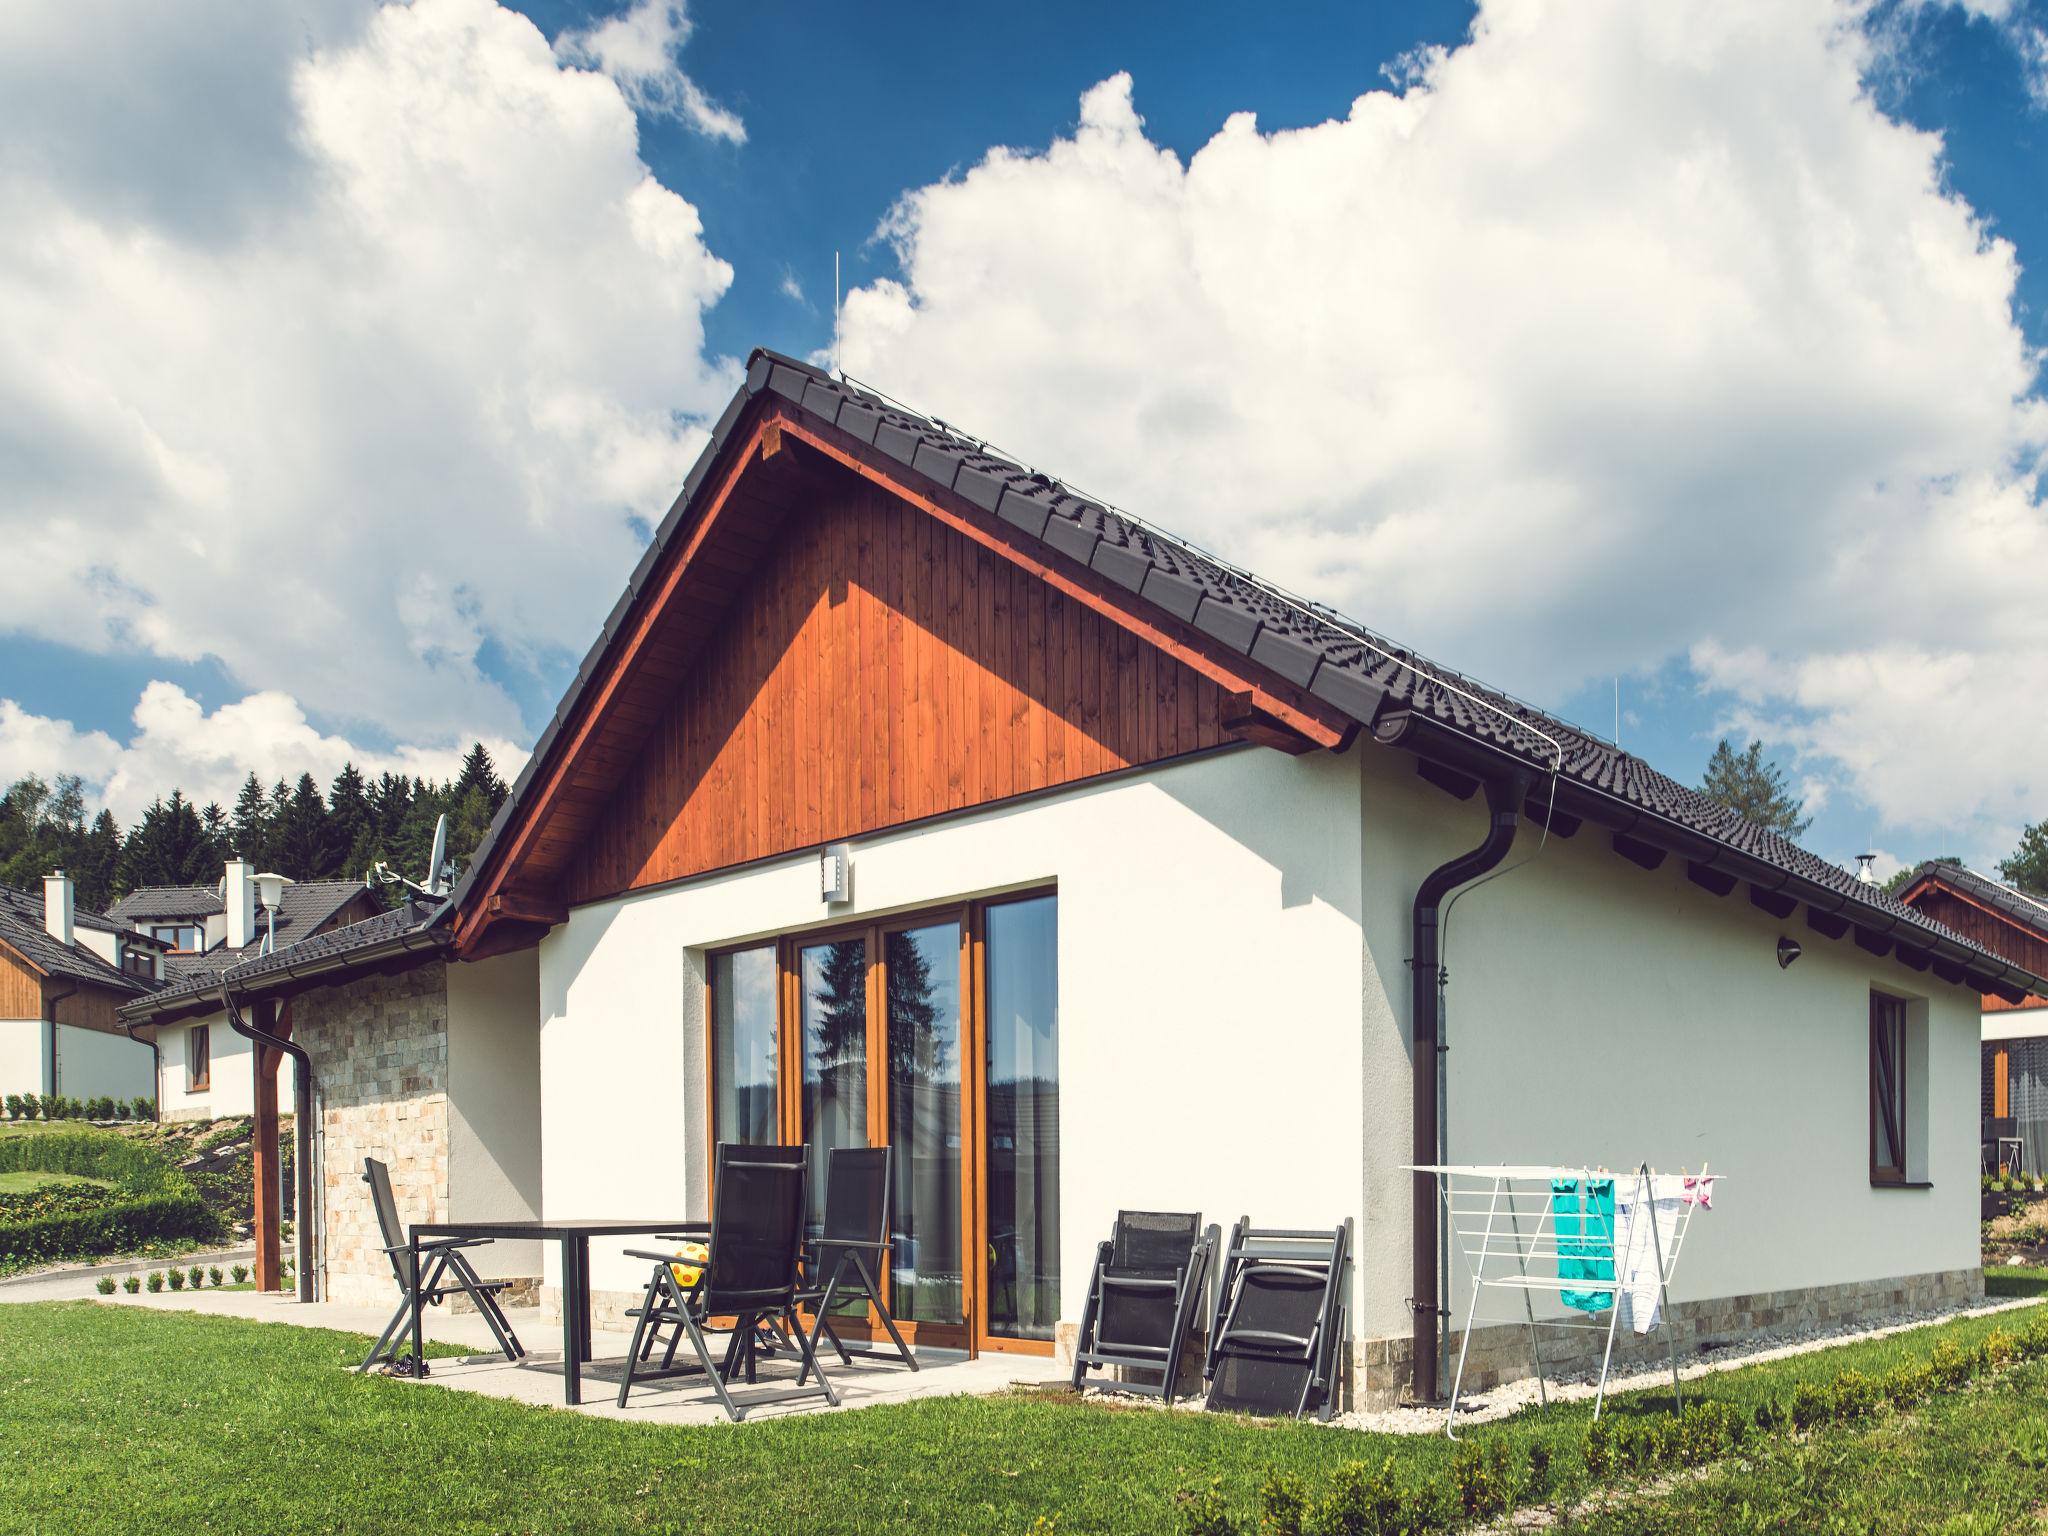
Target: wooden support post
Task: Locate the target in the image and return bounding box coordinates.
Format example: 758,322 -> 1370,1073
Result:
252,1006 -> 282,1291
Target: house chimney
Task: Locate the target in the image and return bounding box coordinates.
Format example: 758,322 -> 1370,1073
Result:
225,859 -> 256,949
43,872 -> 73,947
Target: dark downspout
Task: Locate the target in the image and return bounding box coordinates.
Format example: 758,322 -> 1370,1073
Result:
1411,771 -> 1528,1404
222,981 -> 316,1303
120,1015 -> 161,1119
42,982 -> 79,1100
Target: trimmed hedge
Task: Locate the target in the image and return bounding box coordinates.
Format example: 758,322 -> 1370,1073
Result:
0,1130 -> 218,1270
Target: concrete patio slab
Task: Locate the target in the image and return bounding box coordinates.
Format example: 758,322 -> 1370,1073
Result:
39,1289 -> 1059,1424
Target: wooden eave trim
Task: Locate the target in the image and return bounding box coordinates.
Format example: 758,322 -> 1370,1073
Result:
1907,878 -> 2048,945
457,413 -> 781,953
771,409 -> 1353,753
0,936 -> 50,981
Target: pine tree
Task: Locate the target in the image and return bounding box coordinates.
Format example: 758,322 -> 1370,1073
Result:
75,810 -> 122,910
117,792 -> 215,889
271,773 -> 333,878
884,929 -> 948,1082
2002,825 -> 2048,896
453,743 -> 509,812
198,801 -> 230,863
327,763 -> 376,880
230,773 -> 271,865
807,940 -> 869,1069
1698,739 -> 1811,839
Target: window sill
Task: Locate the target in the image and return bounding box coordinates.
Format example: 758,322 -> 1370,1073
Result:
1870,1179 -> 1932,1190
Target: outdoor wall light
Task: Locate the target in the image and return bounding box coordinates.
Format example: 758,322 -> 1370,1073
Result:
820,844 -> 851,905
1777,935 -> 1803,969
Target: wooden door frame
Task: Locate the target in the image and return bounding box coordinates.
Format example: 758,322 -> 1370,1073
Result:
701,888 -> 1057,1359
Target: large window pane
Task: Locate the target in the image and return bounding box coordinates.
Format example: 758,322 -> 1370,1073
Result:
801,938 -> 869,1230
886,923 -> 962,1325
711,947 -> 778,1146
985,895 -> 1059,1340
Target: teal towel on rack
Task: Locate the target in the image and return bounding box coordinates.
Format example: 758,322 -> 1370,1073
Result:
1555,1176 -> 1615,1312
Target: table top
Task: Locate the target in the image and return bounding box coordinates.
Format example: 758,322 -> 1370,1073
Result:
411,1217 -> 709,1241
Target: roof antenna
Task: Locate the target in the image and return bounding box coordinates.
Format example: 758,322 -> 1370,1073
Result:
833,250 -> 841,377
1613,677 -> 1620,748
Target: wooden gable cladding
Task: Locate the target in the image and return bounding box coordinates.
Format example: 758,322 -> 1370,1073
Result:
1907,886 -> 2048,1011
563,478 -> 1239,904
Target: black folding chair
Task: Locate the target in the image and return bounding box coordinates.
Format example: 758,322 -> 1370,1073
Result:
617,1144 -> 838,1420
1070,1210 -> 1217,1404
1203,1218 -> 1349,1421
357,1157 -> 525,1373
792,1146 -> 917,1382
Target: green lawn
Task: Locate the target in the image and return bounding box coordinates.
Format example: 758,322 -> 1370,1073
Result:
0,1170 -> 109,1195
2,1297 -> 2047,1535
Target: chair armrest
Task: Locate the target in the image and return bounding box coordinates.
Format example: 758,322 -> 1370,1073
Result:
382,1237 -> 489,1256
623,1248 -> 700,1264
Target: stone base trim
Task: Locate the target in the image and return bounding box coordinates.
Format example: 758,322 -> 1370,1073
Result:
1355,1267 -> 1984,1409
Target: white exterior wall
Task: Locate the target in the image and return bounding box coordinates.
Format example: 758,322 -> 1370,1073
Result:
447,948 -> 543,1281
52,1022 -> 155,1102
1354,746 -> 1981,1349
537,743 -> 1367,1315
157,1014 -> 255,1120
0,1018 -> 45,1098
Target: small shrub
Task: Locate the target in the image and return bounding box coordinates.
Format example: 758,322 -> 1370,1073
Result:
1525,1441 -> 1553,1498
94,1275 -> 115,1294
17,1093 -> 37,1120
3,1094 -> 18,1121
1255,1472 -> 1307,1535
144,1271 -> 163,1293
2009,1420 -> 2048,1470
129,1097 -> 154,1122
1790,1379 -> 1831,1432
208,1265 -> 223,1287
1584,1416 -> 1619,1479
1174,1479 -> 1240,1536
230,1264 -> 248,1284
1931,1338 -> 1972,1389
1754,1394 -> 1787,1433
1450,1444 -> 1495,1518
1883,1362 -> 1934,1409
1830,1369 -> 1880,1422
165,1267 -> 184,1290
121,1274 -> 139,1294
1982,1328 -> 2021,1370
1310,1458 -> 1412,1535
186,1265 -> 204,1289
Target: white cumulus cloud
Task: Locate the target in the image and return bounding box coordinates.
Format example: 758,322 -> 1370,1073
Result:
554,0 -> 745,142
836,0 -> 2048,860
0,0 -> 740,751
0,685 -> 526,829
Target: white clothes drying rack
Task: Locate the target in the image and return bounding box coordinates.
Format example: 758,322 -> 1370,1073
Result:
1406,1162 -> 1714,1437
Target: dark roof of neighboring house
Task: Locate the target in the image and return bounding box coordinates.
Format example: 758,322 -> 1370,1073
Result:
107,885 -> 224,922
1898,862 -> 2048,938
453,348 -> 2048,1002
0,887 -> 151,995
121,901 -> 450,1021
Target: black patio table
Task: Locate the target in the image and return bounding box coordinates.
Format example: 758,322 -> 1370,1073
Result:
408,1217 -> 709,1405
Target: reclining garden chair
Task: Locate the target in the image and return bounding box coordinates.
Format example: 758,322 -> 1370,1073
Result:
1070,1210 -> 1217,1404
616,1143 -> 838,1421
793,1145 -> 917,1381
358,1157 -> 525,1374
1202,1218 -> 1349,1421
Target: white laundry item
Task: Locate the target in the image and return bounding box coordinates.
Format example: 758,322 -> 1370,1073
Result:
1612,1176 -> 1687,1333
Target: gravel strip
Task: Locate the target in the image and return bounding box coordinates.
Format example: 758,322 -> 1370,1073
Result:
1335,1291 -> 2045,1435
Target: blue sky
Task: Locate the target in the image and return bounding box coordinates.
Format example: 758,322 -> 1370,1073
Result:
3,0 -> 2047,877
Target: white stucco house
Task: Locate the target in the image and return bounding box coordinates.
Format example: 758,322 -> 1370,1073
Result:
118,351 -> 2046,1406
0,876 -> 163,1105
111,864 -> 381,1121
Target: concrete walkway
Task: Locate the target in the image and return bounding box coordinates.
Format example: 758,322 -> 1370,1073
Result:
38,1287 -> 1056,1425
0,1247 -> 256,1301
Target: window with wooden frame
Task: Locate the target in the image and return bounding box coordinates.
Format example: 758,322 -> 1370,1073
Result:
1870,991 -> 1908,1185
703,889 -> 1059,1354
186,1023 -> 211,1093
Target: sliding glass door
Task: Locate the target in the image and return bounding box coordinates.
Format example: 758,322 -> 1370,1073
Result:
704,890 -> 1057,1355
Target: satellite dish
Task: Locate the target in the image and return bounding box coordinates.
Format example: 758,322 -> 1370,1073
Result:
427,814 -> 450,897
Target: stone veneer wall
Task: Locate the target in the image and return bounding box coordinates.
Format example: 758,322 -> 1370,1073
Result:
1357,1267 -> 1984,1408
294,965 -> 451,1309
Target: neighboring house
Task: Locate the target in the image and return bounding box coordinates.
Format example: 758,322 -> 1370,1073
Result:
111,862 -> 382,1121
0,875 -> 165,1103
109,350 -> 2048,1408
1896,861 -> 2048,1170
